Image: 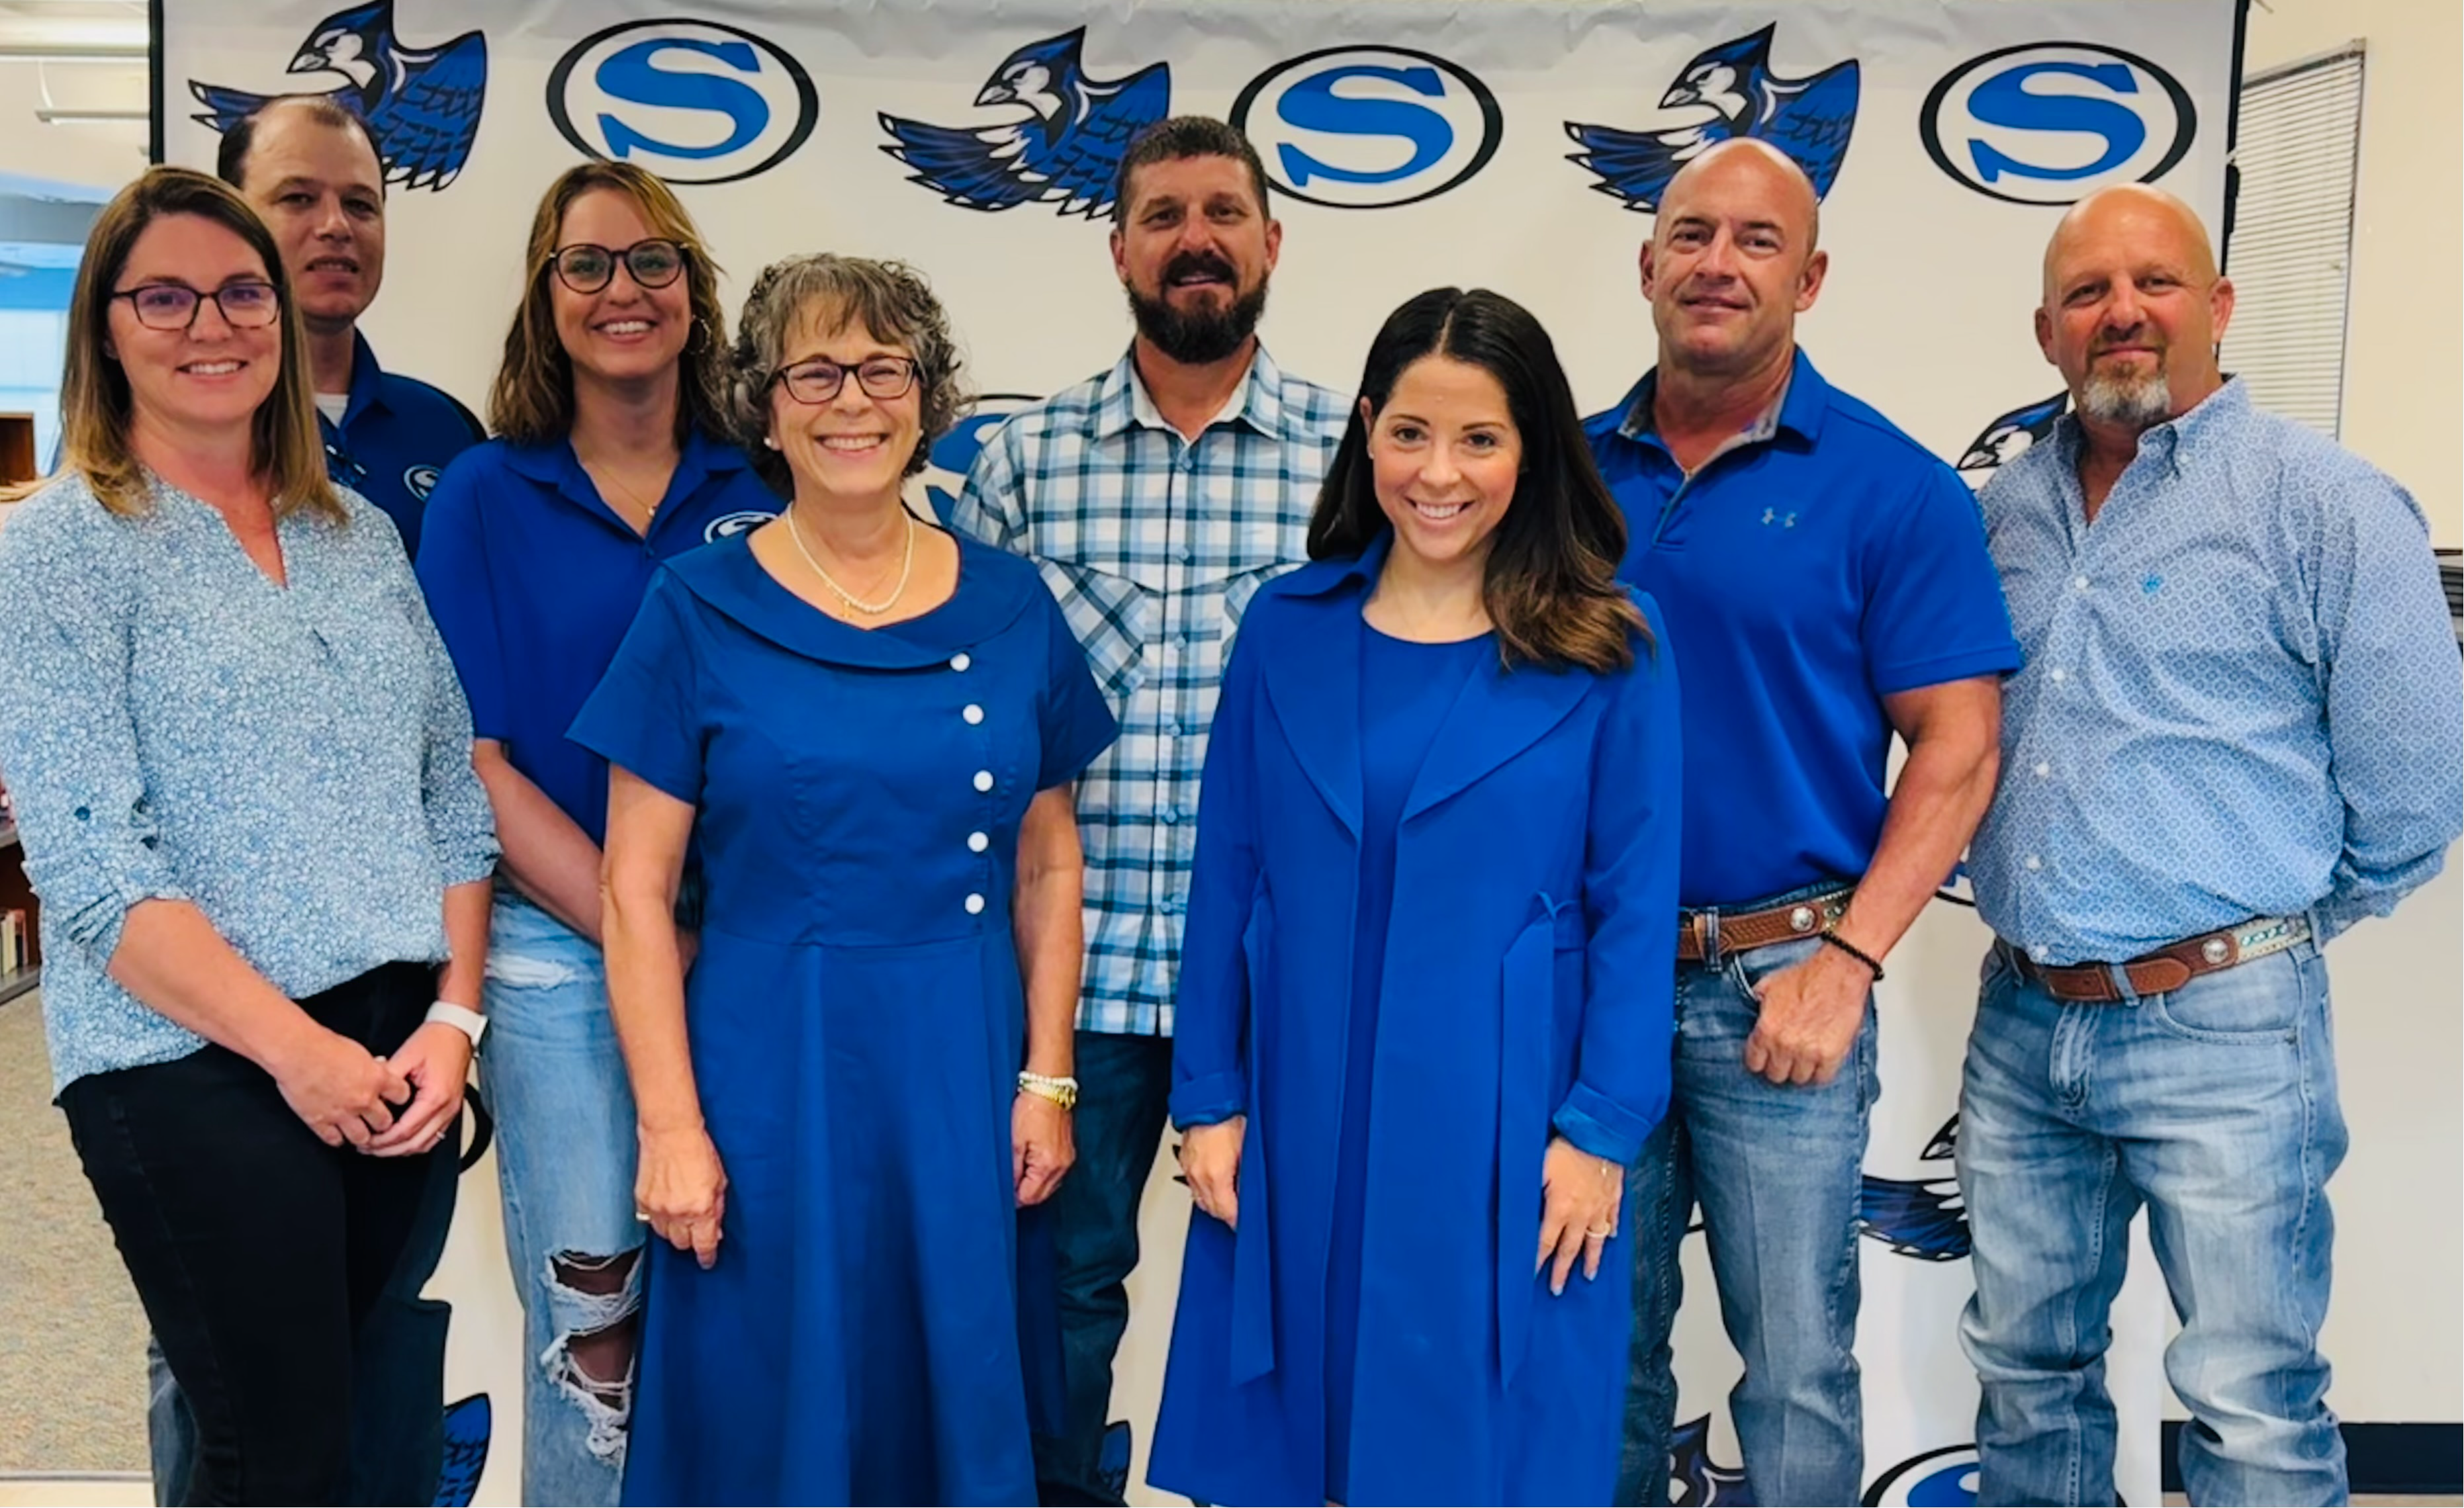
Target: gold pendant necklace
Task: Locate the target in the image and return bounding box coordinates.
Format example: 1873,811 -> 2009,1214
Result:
787,506 -> 915,616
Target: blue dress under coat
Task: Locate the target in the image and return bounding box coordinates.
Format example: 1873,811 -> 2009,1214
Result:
1149,534 -> 1683,1506
568,531 -> 1117,1506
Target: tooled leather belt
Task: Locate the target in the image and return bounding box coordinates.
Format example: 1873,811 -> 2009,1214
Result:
2005,914 -> 2312,1003
1676,886 -> 1854,964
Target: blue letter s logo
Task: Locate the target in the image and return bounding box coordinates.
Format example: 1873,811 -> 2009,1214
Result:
596,40 -> 769,162
1965,62 -> 2144,184
1274,66 -> 1451,188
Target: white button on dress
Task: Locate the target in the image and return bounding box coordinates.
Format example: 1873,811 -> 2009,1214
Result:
963,704 -> 983,725
950,653 -> 971,672
968,831 -> 989,853
974,770 -> 993,793
965,893 -> 985,915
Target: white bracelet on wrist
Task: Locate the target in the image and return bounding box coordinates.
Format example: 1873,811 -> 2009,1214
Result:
425,1000 -> 487,1049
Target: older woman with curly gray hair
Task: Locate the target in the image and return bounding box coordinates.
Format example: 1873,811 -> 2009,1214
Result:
569,251 -> 1117,1505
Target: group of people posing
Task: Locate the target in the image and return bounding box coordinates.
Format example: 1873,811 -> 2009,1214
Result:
0,96 -> 2453,1508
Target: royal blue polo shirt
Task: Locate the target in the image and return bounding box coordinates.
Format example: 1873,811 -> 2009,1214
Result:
321,332 -> 484,559
413,426 -> 782,844
1586,349 -> 2019,909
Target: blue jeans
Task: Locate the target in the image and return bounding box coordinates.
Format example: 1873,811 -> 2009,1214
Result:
481,891 -> 643,1508
1034,1028 -> 1173,1505
147,1042 -> 463,1507
1958,939 -> 2349,1507
1619,930 -> 1876,1507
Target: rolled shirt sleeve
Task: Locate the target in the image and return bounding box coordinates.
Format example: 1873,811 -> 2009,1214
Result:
0,500 -> 188,963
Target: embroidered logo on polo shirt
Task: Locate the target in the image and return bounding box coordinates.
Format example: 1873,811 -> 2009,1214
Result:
405,465 -> 443,502
705,510 -> 775,543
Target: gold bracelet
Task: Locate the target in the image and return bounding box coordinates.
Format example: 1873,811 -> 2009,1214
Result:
1017,1071 -> 1079,1110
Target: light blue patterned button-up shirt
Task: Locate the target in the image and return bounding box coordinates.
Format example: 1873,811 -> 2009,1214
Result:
1970,380 -> 2461,963
952,345 -> 1349,1036
0,474 -> 498,1092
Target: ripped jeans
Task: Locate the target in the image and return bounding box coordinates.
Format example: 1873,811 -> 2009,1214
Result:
482,889 -> 643,1507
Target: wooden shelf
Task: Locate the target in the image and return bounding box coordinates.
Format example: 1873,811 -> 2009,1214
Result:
0,963 -> 37,1004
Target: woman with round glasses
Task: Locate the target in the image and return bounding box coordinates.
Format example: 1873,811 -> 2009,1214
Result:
0,166 -> 496,1503
569,253 -> 1115,1504
411,160 -> 779,1507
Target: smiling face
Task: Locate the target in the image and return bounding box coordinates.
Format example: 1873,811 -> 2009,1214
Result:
107,212 -> 284,441
550,187 -> 692,388
767,304 -> 923,508
1365,354 -> 1523,576
1111,152 -> 1280,366
235,103 -> 385,338
2037,187 -> 2233,431
1641,141 -> 1825,382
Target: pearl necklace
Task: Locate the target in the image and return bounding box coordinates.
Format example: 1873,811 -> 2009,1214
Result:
787,506 -> 915,616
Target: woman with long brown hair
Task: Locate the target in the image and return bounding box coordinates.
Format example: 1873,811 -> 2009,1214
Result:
0,165 -> 495,1504
1151,287 -> 1683,1506
410,160 -> 778,1505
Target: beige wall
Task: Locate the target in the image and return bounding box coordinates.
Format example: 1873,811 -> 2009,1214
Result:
2237,0 -> 2464,1428
2243,1 -> 2463,545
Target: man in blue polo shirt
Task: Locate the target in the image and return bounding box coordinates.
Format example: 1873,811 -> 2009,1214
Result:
1586,140 -> 2018,1506
138,95 -> 488,1508
220,95 -> 482,557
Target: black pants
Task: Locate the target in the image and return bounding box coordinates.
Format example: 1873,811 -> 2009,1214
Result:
60,961 -> 441,1507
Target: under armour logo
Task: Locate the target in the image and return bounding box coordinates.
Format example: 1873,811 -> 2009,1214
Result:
1762,508 -> 1798,528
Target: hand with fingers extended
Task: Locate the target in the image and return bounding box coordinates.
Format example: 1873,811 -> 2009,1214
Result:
273,1026 -> 411,1149
1013,1090 -> 1076,1207
1181,1114 -> 1246,1231
637,1122 -> 729,1270
364,1021 -> 471,1158
1535,1135 -> 1625,1297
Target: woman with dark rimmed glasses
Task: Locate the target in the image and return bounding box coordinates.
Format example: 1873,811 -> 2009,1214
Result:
570,252 -> 1115,1505
410,159 -> 780,1507
0,165 -> 497,1505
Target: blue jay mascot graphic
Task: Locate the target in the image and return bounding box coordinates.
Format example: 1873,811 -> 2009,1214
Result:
880,28 -> 1169,218
1566,23 -> 1858,211
190,0 -> 485,191
1957,392 -> 2070,474
1858,1115 -> 1971,1262
1670,1413 -> 1757,1506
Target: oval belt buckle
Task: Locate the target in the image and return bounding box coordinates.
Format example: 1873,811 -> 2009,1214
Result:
1788,905 -> 1817,933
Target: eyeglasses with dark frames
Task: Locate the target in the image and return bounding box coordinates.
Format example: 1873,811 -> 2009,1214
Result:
550,239 -> 687,294
772,355 -> 921,405
111,281 -> 281,332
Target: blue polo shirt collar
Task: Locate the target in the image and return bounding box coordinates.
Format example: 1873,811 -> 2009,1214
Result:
336,330 -> 390,429
496,425 -> 751,535
1612,347 -> 1829,457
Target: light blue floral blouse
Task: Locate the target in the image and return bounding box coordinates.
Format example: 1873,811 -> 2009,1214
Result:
0,472 -> 498,1092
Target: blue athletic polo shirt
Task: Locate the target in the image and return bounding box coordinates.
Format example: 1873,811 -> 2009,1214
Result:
1586,349 -> 2019,908
321,332 -> 484,559
413,426 -> 782,844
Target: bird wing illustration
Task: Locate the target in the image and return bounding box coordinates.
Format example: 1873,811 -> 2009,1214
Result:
433,1394 -> 491,1508
368,28 -> 486,189
189,79 -> 291,134
878,112 -> 1042,210
1034,60 -> 1169,216
1756,58 -> 1860,200
1561,117 -> 1724,214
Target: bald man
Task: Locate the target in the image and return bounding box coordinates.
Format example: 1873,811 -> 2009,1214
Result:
1959,187 -> 2460,1507
1586,139 -> 2019,1505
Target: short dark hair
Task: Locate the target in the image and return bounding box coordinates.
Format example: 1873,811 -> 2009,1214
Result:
1308,288 -> 1647,674
215,96 -> 381,192
1111,116 -> 1273,222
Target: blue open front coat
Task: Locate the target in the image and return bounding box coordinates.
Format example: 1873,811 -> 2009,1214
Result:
1148,537 -> 1682,1506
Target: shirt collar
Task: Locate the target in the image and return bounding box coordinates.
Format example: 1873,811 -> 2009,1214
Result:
332,330 -> 388,430
498,425 -> 751,533
2050,376 -> 2248,480
1614,346 -> 1828,451
1279,525 -> 1394,599
1091,341 -> 1301,444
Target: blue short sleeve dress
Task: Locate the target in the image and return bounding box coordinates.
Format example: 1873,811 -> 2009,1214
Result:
569,527 -> 1117,1505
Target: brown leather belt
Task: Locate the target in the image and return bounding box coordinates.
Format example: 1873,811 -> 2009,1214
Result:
2005,915 -> 2312,1003
1676,887 -> 1854,963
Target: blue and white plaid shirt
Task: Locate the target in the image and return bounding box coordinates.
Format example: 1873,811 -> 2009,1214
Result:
952,344 -> 1349,1036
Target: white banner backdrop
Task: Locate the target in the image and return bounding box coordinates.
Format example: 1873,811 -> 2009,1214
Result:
156,2 -> 2238,1502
